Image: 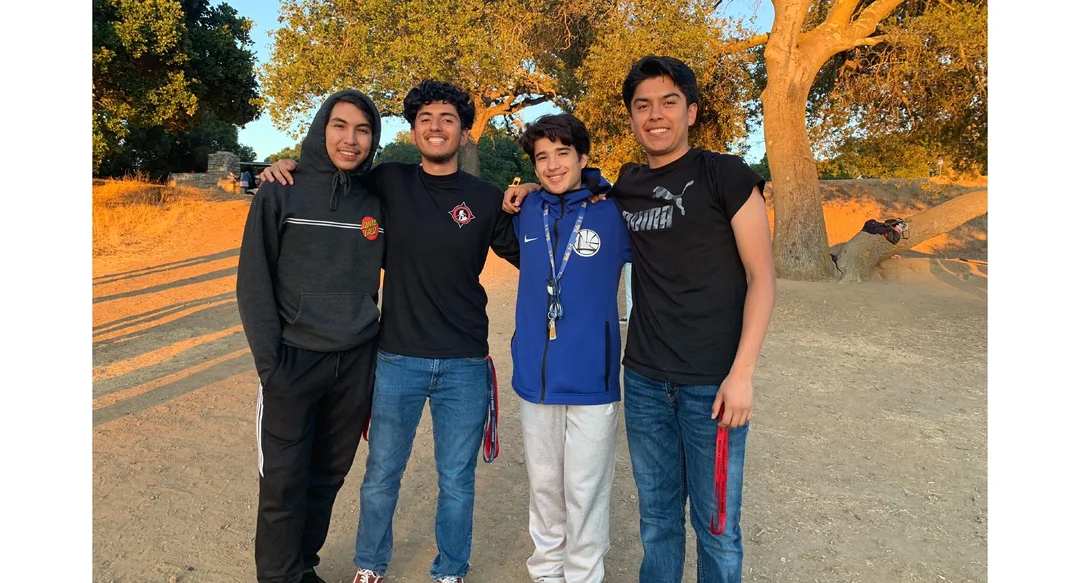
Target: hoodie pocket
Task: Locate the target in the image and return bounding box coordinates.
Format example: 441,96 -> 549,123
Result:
604,321 -> 611,391
287,293 -> 379,349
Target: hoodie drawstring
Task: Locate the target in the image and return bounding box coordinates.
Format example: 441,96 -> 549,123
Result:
330,170 -> 351,211
334,353 -> 341,378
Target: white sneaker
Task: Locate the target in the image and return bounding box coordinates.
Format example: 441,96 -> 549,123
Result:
352,569 -> 385,583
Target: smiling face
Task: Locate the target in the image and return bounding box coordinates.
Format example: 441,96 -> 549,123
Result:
628,75 -> 698,168
324,100 -> 373,172
532,137 -> 588,195
410,100 -> 465,165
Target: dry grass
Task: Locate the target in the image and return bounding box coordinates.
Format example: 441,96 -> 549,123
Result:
93,177 -> 216,256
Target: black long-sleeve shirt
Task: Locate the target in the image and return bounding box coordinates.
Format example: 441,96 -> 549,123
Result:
367,162 -> 519,358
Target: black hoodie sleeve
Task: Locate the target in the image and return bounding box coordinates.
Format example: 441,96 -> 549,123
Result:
491,209 -> 520,269
236,185 -> 284,385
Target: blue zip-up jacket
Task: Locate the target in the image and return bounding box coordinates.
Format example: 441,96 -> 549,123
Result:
511,168 -> 633,405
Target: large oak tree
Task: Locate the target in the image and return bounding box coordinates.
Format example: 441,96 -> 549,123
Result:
93,0 -> 261,178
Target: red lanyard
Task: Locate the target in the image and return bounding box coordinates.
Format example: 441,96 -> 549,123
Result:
710,410 -> 730,535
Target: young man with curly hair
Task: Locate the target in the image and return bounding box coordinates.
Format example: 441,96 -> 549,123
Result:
261,80 -> 520,583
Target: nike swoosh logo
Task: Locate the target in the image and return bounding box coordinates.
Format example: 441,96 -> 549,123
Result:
524,235 -> 537,243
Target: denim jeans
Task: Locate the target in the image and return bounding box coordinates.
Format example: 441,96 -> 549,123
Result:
353,350 -> 490,580
623,366 -> 749,583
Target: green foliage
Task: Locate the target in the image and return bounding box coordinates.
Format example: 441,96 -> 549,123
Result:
374,141 -> 422,166
806,0 -> 988,177
749,153 -> 771,182
93,0 -> 261,176
97,112 -> 258,180
476,128 -> 539,189
817,134 -> 936,180
266,143 -> 302,163
572,0 -> 758,178
262,0 -> 602,146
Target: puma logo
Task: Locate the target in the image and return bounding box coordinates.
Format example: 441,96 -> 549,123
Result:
652,180 -> 694,216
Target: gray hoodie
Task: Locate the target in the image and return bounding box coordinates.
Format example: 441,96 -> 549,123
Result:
236,90 -> 385,385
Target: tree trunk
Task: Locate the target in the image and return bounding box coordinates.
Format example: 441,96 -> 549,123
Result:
761,73 -> 834,280
458,108 -> 493,178
832,190 -> 987,282
459,137 -> 481,177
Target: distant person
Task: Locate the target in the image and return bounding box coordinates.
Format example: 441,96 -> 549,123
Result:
240,169 -> 253,192
237,89 -> 385,583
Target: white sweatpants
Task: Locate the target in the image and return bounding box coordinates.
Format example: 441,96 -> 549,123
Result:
520,398 -> 620,583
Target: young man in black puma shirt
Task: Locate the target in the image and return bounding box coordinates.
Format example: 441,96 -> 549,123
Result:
504,57 -> 776,582
261,80 -> 519,583
238,90 -> 385,583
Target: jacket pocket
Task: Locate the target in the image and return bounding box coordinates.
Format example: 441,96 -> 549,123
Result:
288,293 -> 379,349
604,321 -> 611,391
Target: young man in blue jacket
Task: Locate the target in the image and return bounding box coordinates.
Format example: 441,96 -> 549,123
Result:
512,113 -> 632,583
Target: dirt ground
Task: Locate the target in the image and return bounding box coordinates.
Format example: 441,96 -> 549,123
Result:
92,182 -> 987,583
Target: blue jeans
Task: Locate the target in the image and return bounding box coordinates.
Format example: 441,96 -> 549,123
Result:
623,366 -> 749,583
353,350 -> 490,580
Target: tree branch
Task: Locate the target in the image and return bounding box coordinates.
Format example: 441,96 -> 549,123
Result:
847,0 -> 905,40
718,32 -> 769,55
518,70 -> 558,99
832,189 -> 987,282
769,0 -> 814,53
848,34 -> 890,48
824,0 -> 861,28
485,93 -> 552,119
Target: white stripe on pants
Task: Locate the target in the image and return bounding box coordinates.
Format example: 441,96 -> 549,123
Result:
520,398 -> 620,583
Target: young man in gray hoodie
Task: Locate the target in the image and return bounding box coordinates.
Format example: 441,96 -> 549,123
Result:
237,89 -> 386,583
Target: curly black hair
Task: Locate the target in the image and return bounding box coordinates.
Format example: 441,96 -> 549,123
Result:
402,80 -> 476,131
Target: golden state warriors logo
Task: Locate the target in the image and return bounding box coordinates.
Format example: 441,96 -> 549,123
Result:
449,202 -> 475,228
572,229 -> 601,257
361,216 -> 379,240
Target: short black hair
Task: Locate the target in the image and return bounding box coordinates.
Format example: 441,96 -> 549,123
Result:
328,93 -> 376,128
621,55 -> 700,111
518,114 -> 591,161
403,80 -> 476,131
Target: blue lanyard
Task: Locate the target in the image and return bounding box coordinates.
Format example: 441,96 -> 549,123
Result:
543,200 -> 587,289
542,201 -> 587,339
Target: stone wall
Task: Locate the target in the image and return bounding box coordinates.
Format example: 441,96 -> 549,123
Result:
208,151 -> 241,179
167,151 -> 243,193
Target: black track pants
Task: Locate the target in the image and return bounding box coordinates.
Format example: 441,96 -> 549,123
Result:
254,339 -> 378,583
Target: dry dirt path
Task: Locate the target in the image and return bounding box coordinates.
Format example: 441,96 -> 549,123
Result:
92,197 -> 987,583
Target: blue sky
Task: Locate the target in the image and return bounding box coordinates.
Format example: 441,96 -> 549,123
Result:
229,0 -> 773,162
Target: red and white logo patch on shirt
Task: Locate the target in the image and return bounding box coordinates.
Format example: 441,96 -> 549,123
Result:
361,216 -> 380,240
449,202 -> 475,228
